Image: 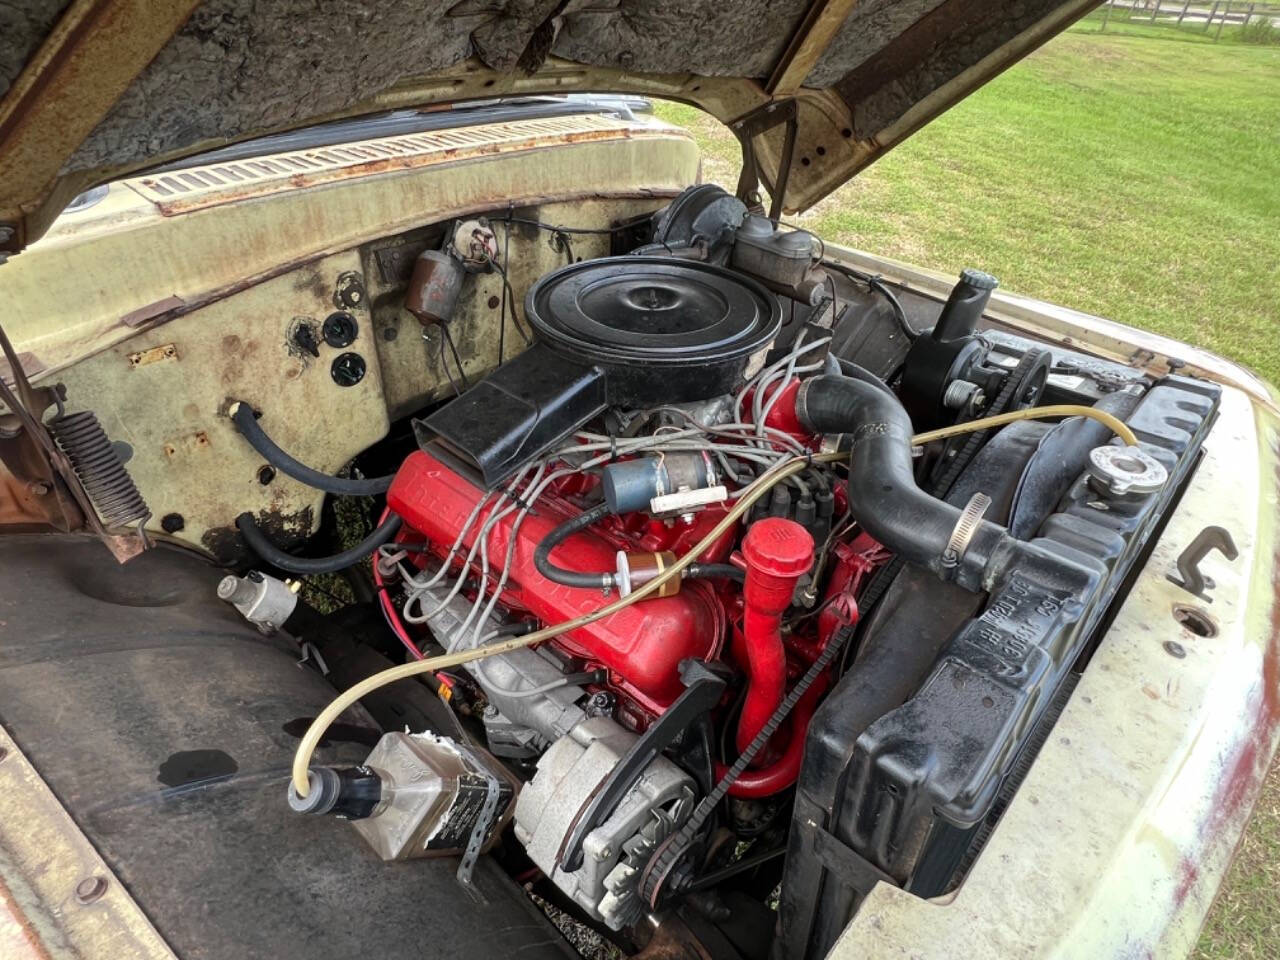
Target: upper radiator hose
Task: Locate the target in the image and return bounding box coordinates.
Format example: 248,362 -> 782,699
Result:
794,374 -> 1016,591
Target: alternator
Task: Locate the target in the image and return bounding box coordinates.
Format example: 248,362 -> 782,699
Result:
513,717 -> 695,930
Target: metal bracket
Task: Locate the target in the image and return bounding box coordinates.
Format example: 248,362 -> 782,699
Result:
1167,525 -> 1238,602
456,769 -> 502,900
804,819 -> 898,898
730,100 -> 798,222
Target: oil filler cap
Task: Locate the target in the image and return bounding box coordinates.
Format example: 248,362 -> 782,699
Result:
742,517 -> 814,578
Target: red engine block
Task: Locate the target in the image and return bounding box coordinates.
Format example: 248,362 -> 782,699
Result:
387,451 -> 726,715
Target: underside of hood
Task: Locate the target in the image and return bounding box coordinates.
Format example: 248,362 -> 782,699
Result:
0,0 -> 1098,252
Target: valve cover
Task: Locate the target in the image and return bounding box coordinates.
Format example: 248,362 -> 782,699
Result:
387,450 -> 724,714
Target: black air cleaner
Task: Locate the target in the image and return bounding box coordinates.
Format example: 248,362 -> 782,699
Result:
418,257 -> 781,487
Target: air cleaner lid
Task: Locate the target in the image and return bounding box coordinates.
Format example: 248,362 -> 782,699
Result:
526,257 -> 780,401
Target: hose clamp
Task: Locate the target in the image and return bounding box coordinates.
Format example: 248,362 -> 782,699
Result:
941,492 -> 991,569
793,377 -> 815,433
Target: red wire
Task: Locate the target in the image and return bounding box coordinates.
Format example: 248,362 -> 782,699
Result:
372,507 -> 425,661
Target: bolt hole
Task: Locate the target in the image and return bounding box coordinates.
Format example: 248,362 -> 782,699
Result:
257,465 -> 276,486
800,156 -> 811,166
487,295 -> 500,309
841,127 -> 853,138
1173,604 -> 1216,638
483,79 -> 495,88
816,145 -> 826,156
981,696 -> 994,708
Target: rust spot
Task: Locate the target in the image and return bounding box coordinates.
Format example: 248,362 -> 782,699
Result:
221,334 -> 243,354
1173,858 -> 1200,908
163,432 -> 211,459
120,295 -> 185,329
182,403 -> 200,420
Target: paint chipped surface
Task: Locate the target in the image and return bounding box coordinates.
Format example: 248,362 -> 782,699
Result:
0,725 -> 175,959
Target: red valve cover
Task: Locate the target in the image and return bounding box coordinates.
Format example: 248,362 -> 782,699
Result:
387,451 -> 724,714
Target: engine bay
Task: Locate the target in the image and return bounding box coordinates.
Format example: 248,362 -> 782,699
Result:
3,183 -> 1221,960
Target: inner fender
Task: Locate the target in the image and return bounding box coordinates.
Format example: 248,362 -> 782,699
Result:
0,534 -> 573,960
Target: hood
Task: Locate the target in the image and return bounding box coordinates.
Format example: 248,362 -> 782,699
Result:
0,0 -> 1097,252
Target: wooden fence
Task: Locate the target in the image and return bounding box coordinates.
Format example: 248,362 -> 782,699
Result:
1096,0 -> 1279,38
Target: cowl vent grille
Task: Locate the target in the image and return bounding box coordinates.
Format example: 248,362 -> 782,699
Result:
129,114 -> 651,213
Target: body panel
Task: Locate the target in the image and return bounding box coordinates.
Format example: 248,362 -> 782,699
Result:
0,726 -> 175,960
0,115 -> 697,552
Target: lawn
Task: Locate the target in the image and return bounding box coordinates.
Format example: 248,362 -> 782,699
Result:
656,29 -> 1280,387
656,26 -> 1280,960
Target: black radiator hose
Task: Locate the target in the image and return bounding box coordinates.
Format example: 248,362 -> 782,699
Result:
230,402 -> 393,496
826,354 -> 898,401
236,512 -> 402,575
794,375 -> 1016,590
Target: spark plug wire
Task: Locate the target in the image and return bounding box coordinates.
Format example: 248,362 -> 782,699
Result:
291,402 -> 1135,797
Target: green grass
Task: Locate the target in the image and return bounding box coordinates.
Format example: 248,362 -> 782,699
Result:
655,28 -> 1280,959
655,32 -> 1280,386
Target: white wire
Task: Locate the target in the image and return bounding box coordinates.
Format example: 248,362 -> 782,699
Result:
453,463 -> 548,647
753,357 -> 827,441
385,356 -> 836,696
396,489 -> 497,592
461,462 -> 566,650
734,335 -> 831,425
756,331 -> 807,437
402,466 -> 534,624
